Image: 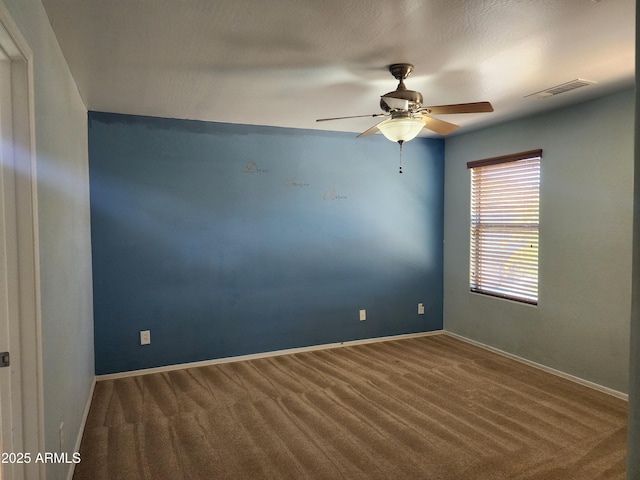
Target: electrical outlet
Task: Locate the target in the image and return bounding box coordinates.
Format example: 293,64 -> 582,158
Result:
359,309 -> 366,321
418,303 -> 425,315
140,330 -> 151,345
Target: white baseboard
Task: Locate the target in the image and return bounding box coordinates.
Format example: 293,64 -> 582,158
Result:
94,329 -> 627,401
445,331 -> 628,401
67,377 -> 96,480
96,330 -> 445,381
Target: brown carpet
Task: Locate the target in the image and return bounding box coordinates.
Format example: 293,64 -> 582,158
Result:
73,334 -> 627,480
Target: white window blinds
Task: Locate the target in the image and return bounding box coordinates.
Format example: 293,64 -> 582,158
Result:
467,150 -> 541,305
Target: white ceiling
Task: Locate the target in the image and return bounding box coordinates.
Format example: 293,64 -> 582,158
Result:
41,0 -> 635,138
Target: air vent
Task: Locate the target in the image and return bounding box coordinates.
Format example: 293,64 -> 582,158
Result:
525,79 -> 597,99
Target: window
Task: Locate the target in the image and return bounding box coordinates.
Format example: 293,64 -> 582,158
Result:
467,150 -> 541,305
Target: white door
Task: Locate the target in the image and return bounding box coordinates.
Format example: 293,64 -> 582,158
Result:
0,38 -> 22,480
0,4 -> 43,479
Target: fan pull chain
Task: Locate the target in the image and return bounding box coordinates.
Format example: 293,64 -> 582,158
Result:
398,140 -> 404,174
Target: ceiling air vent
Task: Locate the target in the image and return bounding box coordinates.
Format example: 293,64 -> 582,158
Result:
525,79 -> 597,99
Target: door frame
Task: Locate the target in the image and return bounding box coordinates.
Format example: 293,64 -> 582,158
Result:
0,3 -> 45,480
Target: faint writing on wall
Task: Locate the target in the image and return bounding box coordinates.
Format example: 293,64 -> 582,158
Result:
244,162 -> 269,173
284,177 -> 310,188
323,189 -> 348,201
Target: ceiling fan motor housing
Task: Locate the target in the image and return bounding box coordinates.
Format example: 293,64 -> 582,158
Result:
380,89 -> 423,112
380,63 -> 423,112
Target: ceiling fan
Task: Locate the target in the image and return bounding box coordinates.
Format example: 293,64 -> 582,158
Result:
316,63 -> 494,172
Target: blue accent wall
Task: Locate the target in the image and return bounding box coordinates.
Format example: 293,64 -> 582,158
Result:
88,112 -> 444,374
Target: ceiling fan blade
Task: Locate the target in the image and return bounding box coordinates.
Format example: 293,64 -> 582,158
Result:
380,96 -> 409,111
316,113 -> 386,122
356,121 -> 383,138
421,102 -> 494,115
421,116 -> 460,135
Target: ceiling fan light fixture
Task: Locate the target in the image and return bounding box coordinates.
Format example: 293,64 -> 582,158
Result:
377,116 -> 424,142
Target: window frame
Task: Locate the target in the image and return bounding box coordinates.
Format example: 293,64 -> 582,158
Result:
467,149 -> 542,305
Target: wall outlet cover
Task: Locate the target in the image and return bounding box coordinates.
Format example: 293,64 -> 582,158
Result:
140,330 -> 151,345
359,309 -> 366,321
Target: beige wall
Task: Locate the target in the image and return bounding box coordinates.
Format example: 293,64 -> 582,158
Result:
444,89 -> 634,393
3,1 -> 93,479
